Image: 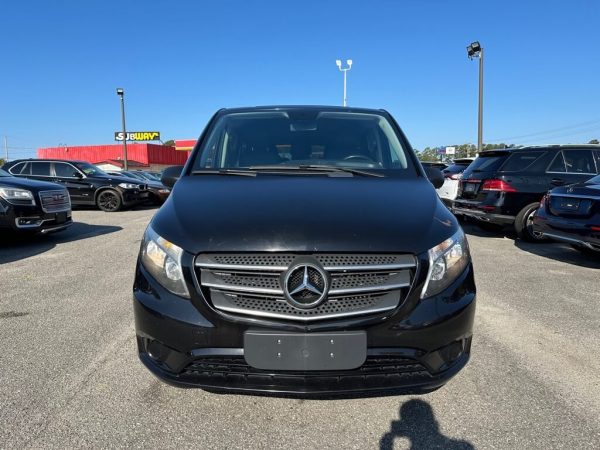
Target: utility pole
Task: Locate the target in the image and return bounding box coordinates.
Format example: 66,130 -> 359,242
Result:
467,41 -> 484,156
3,136 -> 7,162
116,88 -> 129,170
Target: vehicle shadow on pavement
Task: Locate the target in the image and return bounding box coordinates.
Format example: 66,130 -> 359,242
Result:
0,222 -> 122,264
514,240 -> 600,269
380,399 -> 474,450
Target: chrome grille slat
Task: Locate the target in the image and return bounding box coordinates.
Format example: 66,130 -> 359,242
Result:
38,190 -> 71,213
195,253 -> 416,322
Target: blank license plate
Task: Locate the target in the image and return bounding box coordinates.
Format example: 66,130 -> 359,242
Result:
244,330 -> 367,371
464,183 -> 477,192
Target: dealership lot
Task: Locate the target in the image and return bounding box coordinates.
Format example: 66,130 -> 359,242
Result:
0,209 -> 599,449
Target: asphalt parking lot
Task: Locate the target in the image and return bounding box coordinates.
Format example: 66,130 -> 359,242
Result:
1,209 -> 599,449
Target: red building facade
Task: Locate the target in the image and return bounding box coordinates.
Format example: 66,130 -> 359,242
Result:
37,143 -> 190,171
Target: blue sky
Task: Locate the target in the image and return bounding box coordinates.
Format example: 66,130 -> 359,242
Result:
1,0 -> 599,159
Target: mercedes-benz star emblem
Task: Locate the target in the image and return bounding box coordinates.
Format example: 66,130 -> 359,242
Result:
283,262 -> 329,309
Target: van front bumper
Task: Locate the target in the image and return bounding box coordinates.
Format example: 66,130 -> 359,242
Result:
133,262 -> 476,396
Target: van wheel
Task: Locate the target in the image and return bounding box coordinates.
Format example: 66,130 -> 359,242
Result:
96,190 -> 122,212
515,203 -> 546,242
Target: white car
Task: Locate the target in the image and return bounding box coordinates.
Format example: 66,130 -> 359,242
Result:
436,158 -> 475,206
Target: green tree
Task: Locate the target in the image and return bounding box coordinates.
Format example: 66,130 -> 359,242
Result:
0,158 -> 5,167
163,139 -> 175,146
588,139 -> 599,144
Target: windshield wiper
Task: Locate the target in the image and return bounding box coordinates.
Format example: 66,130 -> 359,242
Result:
191,169 -> 257,177
247,165 -> 385,178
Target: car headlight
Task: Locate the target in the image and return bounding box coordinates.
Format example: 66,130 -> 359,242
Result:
0,187 -> 34,204
421,228 -> 470,299
119,183 -> 138,189
140,225 -> 190,298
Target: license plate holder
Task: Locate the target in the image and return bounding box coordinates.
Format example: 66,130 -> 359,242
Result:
464,183 -> 477,192
55,211 -> 68,223
244,330 -> 367,371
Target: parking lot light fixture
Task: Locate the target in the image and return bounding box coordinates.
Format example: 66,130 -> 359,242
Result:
116,88 -> 128,171
466,41 -> 484,155
335,59 -> 353,107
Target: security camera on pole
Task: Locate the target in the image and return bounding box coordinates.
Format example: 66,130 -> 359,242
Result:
335,59 -> 353,107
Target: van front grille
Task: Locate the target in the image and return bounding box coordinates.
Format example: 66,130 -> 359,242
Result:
195,253 -> 416,322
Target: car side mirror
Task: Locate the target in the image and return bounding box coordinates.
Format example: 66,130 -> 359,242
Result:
162,165 -> 184,188
74,172 -> 83,179
425,167 -> 444,189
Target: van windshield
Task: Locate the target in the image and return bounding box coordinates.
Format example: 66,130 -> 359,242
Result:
192,110 -> 416,175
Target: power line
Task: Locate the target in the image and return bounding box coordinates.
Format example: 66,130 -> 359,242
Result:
488,119 -> 600,142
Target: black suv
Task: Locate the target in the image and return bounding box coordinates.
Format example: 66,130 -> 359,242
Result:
2,159 -> 147,212
452,145 -> 600,241
133,106 -> 476,396
0,168 -> 72,233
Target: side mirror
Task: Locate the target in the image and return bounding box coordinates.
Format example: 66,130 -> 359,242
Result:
424,167 -> 444,189
74,172 -> 84,179
161,165 -> 184,188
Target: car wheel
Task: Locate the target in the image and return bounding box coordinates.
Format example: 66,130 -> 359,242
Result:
96,190 -> 122,212
570,244 -> 600,258
515,202 -> 547,242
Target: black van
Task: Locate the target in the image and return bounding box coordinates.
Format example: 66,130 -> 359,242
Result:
3,159 -> 147,212
132,105 -> 477,396
452,145 -> 600,241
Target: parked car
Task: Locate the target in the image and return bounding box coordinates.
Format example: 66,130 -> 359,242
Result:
533,173 -> 600,256
131,170 -> 162,182
133,105 -> 476,396
421,161 -> 448,171
106,171 -> 171,205
0,168 -> 72,233
452,145 -> 600,241
2,159 -> 147,212
437,158 -> 476,206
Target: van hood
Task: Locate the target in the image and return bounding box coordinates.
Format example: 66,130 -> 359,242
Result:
151,175 -> 458,255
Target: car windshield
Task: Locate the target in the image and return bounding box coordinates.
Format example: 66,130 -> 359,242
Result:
74,162 -> 107,176
192,110 -> 415,174
0,168 -> 12,177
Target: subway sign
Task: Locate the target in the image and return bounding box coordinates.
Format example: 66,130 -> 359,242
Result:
114,131 -> 161,142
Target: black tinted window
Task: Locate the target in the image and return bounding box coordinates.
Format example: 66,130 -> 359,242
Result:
547,152 -> 566,172
54,162 -> 79,177
563,149 -> 596,174
462,153 -> 508,178
500,151 -> 545,172
9,162 -> 26,174
31,162 -> 51,176
443,163 -> 471,174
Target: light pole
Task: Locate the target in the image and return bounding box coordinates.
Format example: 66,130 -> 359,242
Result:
116,88 -> 128,170
335,59 -> 353,107
467,41 -> 484,155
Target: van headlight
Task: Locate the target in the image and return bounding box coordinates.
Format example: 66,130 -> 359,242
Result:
421,228 -> 470,299
140,225 -> 190,298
